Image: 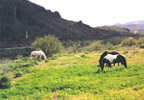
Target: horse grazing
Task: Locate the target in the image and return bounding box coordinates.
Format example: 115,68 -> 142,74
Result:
31,50 -> 47,60
99,51 -> 120,66
99,51 -> 127,71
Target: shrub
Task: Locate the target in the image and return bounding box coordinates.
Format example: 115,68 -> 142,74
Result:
122,50 -> 128,54
137,37 -> 144,45
0,74 -> 11,89
15,71 -> 23,78
86,42 -> 102,51
32,35 -> 63,57
121,38 -> 137,47
103,42 -> 115,50
101,37 -> 126,45
50,54 -> 59,60
0,65 -> 9,74
140,43 -> 144,48
0,65 -> 11,89
63,41 -> 89,53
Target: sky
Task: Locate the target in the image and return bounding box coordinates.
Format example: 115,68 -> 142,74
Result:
29,0 -> 144,27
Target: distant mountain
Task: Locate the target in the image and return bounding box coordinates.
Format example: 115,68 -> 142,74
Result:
115,20 -> 144,34
0,0 -> 133,48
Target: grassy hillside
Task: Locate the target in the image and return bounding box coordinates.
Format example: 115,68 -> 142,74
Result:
0,49 -> 144,100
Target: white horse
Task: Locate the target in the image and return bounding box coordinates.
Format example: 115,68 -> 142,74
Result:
31,50 -> 47,60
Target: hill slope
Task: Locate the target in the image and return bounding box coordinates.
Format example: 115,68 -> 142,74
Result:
0,0 -> 133,48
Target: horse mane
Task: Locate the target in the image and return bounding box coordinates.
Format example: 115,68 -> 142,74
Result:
108,51 -> 119,55
99,51 -> 108,62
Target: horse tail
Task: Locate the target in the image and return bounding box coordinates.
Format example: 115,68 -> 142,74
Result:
118,54 -> 127,68
121,55 -> 127,68
123,57 -> 127,68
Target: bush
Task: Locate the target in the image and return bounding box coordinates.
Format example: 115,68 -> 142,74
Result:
0,65 -> 9,74
140,43 -> 144,48
0,74 -> 11,89
101,37 -> 126,45
121,38 -> 137,47
86,42 -> 102,51
15,71 -> 23,78
0,65 -> 11,89
137,37 -> 144,45
122,50 -> 128,54
63,41 -> 90,53
32,35 -> 63,57
104,42 -> 116,50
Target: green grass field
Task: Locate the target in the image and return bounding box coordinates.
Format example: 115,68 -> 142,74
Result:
0,49 -> 144,100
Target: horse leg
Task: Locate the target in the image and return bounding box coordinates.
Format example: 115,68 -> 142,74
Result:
39,55 -> 42,60
108,64 -> 111,71
32,55 -> 35,60
101,65 -> 104,71
31,55 -> 33,60
34,55 -> 37,60
103,59 -> 112,71
107,62 -> 111,71
113,63 -> 115,66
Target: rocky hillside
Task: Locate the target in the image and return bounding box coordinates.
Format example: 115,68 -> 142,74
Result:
0,0 -> 133,48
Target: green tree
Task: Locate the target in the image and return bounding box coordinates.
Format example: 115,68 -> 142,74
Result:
32,35 -> 63,57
